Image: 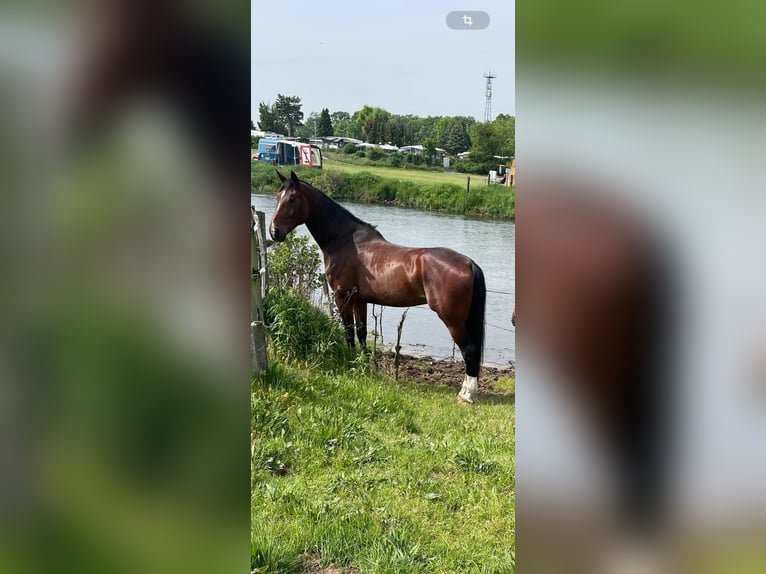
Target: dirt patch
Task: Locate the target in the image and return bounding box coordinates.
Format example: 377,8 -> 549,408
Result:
303,556 -> 359,574
374,351 -> 514,397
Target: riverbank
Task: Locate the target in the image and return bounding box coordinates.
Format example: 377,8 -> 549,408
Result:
251,161 -> 515,220
375,351 -> 514,383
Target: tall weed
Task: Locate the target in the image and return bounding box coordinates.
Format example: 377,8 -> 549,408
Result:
264,289 -> 353,368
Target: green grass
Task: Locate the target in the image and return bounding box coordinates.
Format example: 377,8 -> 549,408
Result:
251,361 -> 515,573
322,154 -> 475,186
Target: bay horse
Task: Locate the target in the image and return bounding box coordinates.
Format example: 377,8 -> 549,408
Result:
269,171 -> 487,404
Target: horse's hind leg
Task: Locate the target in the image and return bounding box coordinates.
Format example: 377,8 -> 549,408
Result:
426,286 -> 479,403
444,323 -> 479,404
458,335 -> 480,404
353,302 -> 368,351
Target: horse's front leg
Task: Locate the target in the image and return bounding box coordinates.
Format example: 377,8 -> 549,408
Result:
353,302 -> 368,351
334,293 -> 356,348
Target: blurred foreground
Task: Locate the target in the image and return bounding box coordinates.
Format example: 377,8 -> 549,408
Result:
0,1 -> 249,573
517,1 -> 766,572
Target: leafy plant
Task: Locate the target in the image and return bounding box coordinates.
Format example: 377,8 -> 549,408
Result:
389,153 -> 404,167
267,233 -> 323,301
264,288 -> 352,368
366,147 -> 386,161
452,157 -> 501,175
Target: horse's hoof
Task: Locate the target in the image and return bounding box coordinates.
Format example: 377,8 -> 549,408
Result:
456,392 -> 474,404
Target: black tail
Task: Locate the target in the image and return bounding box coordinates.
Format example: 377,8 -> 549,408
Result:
615,239 -> 677,531
465,262 -> 486,377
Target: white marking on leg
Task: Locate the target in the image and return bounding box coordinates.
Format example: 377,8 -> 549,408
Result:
457,375 -> 478,404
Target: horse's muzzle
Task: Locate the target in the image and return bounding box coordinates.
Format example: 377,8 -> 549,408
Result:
270,226 -> 284,242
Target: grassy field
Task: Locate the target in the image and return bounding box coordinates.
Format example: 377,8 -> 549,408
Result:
251,363 -> 515,573
321,155 -> 478,187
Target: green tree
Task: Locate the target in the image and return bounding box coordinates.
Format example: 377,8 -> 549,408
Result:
435,117 -> 450,144
334,119 -> 363,139
317,108 -> 334,137
297,111 -> 320,138
330,110 -> 350,127
468,122 -> 496,159
468,115 -> 515,160
422,137 -> 437,166
398,114 -> 419,145
363,118 -> 383,143
354,105 -> 391,143
445,122 -> 471,154
438,118 -> 471,154
257,101 -> 285,134
413,116 -> 439,144
274,94 -> 304,137
493,114 -> 515,158
353,105 -> 373,130
385,116 -> 406,147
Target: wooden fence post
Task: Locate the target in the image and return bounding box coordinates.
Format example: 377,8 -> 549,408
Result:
465,176 -> 471,213
251,208 -> 268,374
393,309 -> 409,381
256,210 -> 269,298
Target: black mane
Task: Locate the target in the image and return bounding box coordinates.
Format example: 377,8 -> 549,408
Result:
295,178 -> 382,237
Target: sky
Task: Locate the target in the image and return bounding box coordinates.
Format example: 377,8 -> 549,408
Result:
251,0 -> 514,122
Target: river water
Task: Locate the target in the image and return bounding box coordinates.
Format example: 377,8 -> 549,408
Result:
251,193 -> 515,367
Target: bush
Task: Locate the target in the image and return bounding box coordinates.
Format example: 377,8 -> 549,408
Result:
355,150 -> 366,158
452,157 -> 500,175
267,233 -> 323,301
314,169 -> 348,196
405,153 -> 424,165
252,164 -> 317,193
388,153 -> 404,167
251,164 -> 279,192
342,143 -> 357,154
365,147 -> 385,161
264,289 -> 352,367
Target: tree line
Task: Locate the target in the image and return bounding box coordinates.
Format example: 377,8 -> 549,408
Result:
254,95 -> 514,160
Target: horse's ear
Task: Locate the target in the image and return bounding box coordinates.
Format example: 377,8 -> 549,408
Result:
290,170 -> 299,184
276,170 -> 286,183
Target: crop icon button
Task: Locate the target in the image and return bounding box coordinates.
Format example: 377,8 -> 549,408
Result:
446,11 -> 490,30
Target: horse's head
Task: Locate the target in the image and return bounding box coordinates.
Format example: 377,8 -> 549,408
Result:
270,170 -> 311,241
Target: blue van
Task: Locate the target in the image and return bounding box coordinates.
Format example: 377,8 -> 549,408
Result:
256,138 -> 322,168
